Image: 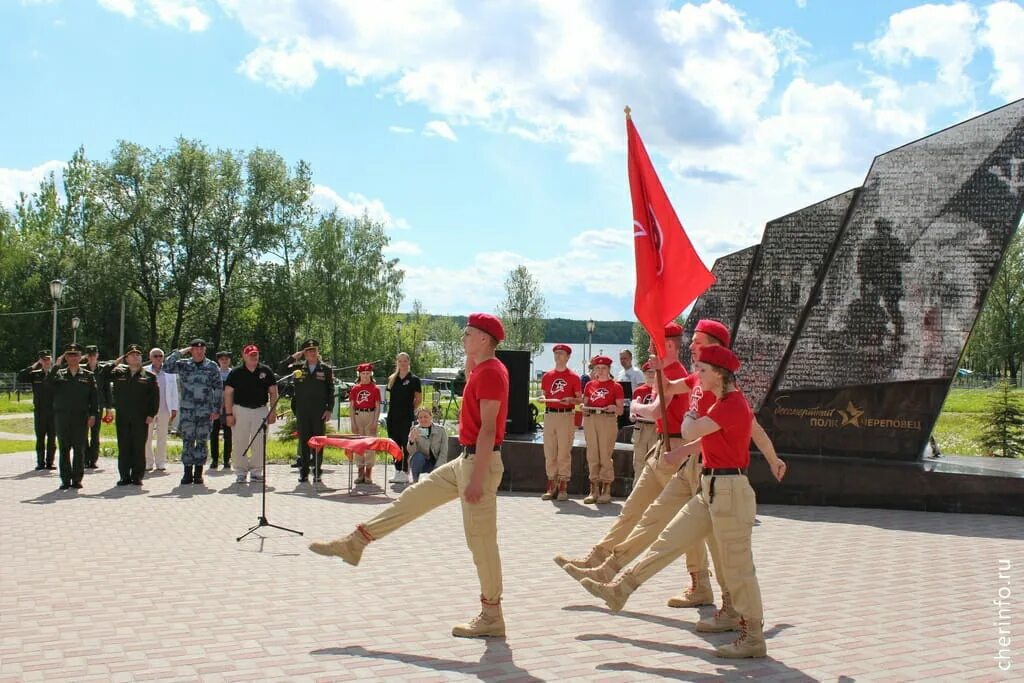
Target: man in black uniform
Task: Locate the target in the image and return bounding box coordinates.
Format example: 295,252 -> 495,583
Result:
16,350 -> 57,471
110,344 -> 160,486
50,343 -> 98,490
280,339 -> 334,483
211,350 -> 233,470
82,345 -> 115,469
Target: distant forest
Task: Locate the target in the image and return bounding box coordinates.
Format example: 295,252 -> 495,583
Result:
437,316 -> 633,344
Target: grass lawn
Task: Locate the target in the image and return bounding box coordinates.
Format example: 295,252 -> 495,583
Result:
0,395 -> 35,414
0,440 -> 37,454
934,386 -> 1023,457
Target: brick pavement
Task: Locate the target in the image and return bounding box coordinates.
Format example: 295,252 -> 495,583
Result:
1,449 -> 1021,682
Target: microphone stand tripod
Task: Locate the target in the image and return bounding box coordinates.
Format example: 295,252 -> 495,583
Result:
237,393 -> 302,542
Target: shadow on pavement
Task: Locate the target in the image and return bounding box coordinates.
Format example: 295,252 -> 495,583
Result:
310,640 -> 542,682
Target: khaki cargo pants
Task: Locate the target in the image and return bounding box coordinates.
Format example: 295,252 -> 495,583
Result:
362,452 -> 504,603
350,410 -> 378,467
583,413 -> 618,484
543,411 -> 574,480
631,422 -> 658,478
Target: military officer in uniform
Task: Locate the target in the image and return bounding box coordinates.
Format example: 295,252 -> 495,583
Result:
210,350 -> 233,470
17,350 -> 57,471
281,340 -> 334,483
82,345 -> 115,469
50,343 -> 98,490
110,344 -> 160,485
164,339 -> 223,485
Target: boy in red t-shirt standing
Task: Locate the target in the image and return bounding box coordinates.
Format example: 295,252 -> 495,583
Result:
309,313 -> 510,638
629,361 -> 658,481
538,343 -> 582,501
581,355 -> 624,504
349,363 -> 381,485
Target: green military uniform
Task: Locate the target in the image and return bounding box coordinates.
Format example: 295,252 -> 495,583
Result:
110,345 -> 160,485
51,344 -> 99,489
279,339 -> 334,482
83,346 -> 115,469
16,351 -> 57,470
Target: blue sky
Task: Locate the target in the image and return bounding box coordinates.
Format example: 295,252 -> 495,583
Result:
2,0 -> 1021,319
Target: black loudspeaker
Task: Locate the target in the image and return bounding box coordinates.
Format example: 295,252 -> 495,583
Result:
496,349 -> 531,434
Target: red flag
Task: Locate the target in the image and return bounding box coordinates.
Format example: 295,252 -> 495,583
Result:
628,113 -> 715,357
308,435 -> 404,461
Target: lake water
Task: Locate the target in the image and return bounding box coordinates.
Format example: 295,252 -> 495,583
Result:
530,341 -> 640,377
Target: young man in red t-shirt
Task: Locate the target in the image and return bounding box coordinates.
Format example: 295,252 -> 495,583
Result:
309,313 -> 510,638
538,343 -> 582,501
629,361 -> 658,481
581,355 -> 625,504
581,345 -> 776,659
349,363 -> 381,485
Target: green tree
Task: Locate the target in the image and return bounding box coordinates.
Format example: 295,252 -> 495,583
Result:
979,380 -> 1024,457
963,224 -> 1023,383
429,317 -> 464,368
632,321 -> 651,361
497,265 -> 546,354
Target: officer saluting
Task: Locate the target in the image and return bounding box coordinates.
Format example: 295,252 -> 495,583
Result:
17,350 -> 57,471
110,344 -> 160,486
82,345 -> 115,469
50,343 -> 99,490
281,339 -> 334,483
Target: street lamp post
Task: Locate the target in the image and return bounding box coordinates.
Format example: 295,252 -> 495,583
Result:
394,318 -> 403,356
71,316 -> 80,344
49,279 -> 64,357
586,318 -> 595,363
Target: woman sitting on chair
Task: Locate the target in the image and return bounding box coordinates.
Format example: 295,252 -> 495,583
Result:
406,407 -> 449,483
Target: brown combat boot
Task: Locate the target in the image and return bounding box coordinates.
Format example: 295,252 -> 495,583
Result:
667,570 -> 714,608
564,555 -> 620,583
541,479 -> 555,500
556,479 -> 568,501
583,481 -> 598,504
553,544 -> 609,569
596,482 -> 612,504
580,572 -> 639,612
715,617 -> 767,658
697,591 -> 742,632
308,525 -> 372,566
363,466 -> 373,485
452,597 -> 505,638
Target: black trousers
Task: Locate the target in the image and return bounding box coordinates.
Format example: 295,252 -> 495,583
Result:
387,418 -> 413,472
116,416 -> 149,483
55,414 -> 88,485
210,418 -> 232,465
296,411 -> 325,477
86,413 -> 101,466
33,408 -> 56,467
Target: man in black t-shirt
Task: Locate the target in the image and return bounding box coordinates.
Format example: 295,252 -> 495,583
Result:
224,345 -> 278,484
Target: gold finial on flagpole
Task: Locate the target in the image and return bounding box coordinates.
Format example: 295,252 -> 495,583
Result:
624,105 -> 632,119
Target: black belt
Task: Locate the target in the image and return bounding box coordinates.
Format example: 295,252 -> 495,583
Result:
462,446 -> 501,456
633,420 -> 655,425
355,408 -> 376,413
702,467 -> 746,476
662,432 -> 682,438
546,408 -> 573,413
236,403 -> 268,409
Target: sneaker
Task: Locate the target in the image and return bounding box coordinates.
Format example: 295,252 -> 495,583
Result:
251,473 -> 264,482
390,471 -> 409,484
236,473 -> 248,484
222,462 -> 231,470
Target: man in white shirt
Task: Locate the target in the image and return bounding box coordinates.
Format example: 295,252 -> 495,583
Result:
616,349 -> 645,430
144,347 -> 179,470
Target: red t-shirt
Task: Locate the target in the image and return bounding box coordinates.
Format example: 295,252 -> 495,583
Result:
684,373 -> 717,417
583,379 -> 624,409
542,368 -> 581,410
350,382 -> 381,410
700,390 -> 753,469
459,358 -> 509,447
657,361 -> 688,435
632,384 -> 654,404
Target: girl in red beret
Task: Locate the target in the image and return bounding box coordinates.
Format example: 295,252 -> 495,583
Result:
349,363 -> 381,485
581,355 -> 624,504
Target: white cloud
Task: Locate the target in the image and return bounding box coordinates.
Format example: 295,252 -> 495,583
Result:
384,240 -> 423,257
423,120 -> 457,142
311,184 -> 410,230
0,160 -> 66,210
94,0 -> 210,31
982,1 -> 1024,100
388,125 -> 414,134
97,0 -> 135,18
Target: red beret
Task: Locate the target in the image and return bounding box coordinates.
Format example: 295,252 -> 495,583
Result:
468,312 -> 505,342
242,344 -> 259,356
665,322 -> 684,338
552,343 -> 572,355
591,355 -> 613,367
697,345 -> 741,373
695,319 -> 731,347
641,361 -> 653,372
356,363 -> 373,373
